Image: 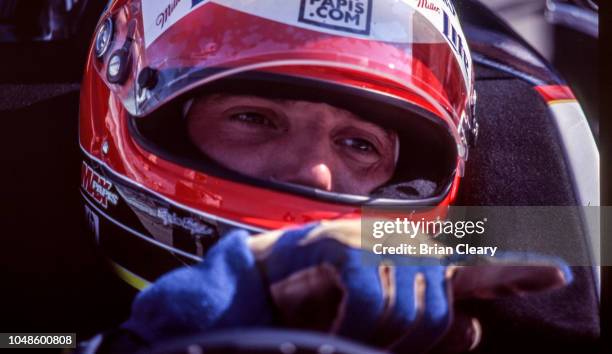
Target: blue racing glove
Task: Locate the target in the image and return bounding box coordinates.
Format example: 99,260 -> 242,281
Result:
99,220 -> 571,353
119,229 -> 274,345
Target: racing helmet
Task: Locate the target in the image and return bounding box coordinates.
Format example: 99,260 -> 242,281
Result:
80,0 -> 477,287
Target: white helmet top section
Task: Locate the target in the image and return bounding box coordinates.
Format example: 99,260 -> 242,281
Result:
140,0 -> 472,85
94,0 -> 474,130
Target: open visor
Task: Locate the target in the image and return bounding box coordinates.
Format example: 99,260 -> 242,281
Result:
128,70 -> 458,203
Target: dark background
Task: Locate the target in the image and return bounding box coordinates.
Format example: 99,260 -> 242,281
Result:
0,0 -> 135,340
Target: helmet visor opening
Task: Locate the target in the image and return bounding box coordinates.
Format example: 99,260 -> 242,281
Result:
129,71 -> 457,205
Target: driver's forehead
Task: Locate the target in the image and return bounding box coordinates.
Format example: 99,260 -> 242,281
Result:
191,93 -> 387,132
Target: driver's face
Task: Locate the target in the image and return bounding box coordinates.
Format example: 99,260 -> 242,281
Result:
187,94 -> 397,195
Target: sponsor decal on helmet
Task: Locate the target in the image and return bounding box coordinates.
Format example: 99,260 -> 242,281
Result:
411,0 -> 472,88
442,11 -> 471,84
123,192 -> 217,238
439,0 -> 457,17
141,0 -> 210,47
81,161 -> 119,208
416,0 -> 441,13
141,0 -> 459,49
298,0 -> 372,35
156,0 -> 184,29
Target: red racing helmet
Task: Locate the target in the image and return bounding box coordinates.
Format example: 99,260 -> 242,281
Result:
80,0 -> 477,286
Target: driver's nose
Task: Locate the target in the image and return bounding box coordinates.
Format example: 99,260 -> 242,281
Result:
278,163 -> 333,191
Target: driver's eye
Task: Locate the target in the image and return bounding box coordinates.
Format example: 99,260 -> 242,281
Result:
337,137 -> 379,155
230,112 -> 276,128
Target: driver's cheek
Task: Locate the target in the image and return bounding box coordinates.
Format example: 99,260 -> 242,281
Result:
196,131 -> 278,179
225,143 -> 282,179
324,152 -> 372,195
336,155 -> 393,195
336,168 -> 378,195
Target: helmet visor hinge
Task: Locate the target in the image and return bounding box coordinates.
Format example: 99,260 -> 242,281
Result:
106,20 -> 136,85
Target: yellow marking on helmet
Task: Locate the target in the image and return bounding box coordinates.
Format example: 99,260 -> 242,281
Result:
110,261 -> 151,291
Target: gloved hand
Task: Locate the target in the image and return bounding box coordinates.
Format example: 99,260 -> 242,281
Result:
248,220 -> 572,353
106,220 -> 571,353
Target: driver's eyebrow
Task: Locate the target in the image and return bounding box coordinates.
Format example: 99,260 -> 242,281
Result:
213,95 -> 289,112
196,94 -> 395,141
349,119 -> 396,146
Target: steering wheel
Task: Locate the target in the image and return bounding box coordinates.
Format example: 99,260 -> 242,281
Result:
148,329 -> 390,354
